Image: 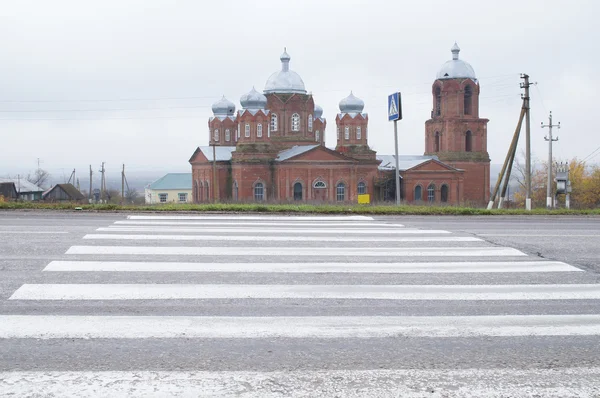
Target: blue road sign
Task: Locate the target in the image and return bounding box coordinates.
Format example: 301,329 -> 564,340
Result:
388,92 -> 402,121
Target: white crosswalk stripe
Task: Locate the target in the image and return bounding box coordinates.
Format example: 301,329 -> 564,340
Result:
3,214 -> 597,396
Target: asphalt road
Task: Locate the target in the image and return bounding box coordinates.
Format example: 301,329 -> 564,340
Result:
1,211 -> 600,397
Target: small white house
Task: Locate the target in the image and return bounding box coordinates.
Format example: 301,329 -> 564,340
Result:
145,173 -> 193,204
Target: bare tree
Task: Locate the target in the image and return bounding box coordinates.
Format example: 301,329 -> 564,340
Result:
125,188 -> 141,204
26,168 -> 50,189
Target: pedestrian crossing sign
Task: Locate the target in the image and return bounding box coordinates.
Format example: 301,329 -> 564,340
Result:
388,92 -> 402,121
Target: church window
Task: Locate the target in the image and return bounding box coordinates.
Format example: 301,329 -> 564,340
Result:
414,185 -> 423,201
254,182 -> 264,201
356,126 -> 362,140
464,85 -> 473,115
214,129 -> 219,142
315,130 -> 320,142
434,132 -> 440,152
466,130 -> 473,152
257,123 -> 263,138
441,184 -> 449,203
337,126 -> 340,140
313,180 -> 326,189
435,86 -> 442,116
271,114 -> 278,131
336,182 -> 346,201
245,123 -> 250,138
292,113 -> 300,131
357,181 -> 366,195
308,114 -> 313,132
427,184 -> 435,202
225,129 -> 231,142
344,126 -> 350,140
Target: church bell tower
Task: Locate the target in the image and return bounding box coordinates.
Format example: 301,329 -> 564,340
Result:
425,43 -> 490,205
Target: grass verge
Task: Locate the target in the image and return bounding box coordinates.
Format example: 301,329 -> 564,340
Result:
1,202 -> 599,215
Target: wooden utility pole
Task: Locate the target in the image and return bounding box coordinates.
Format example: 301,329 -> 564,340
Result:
121,164 -> 125,206
487,104 -> 526,209
89,165 -> 93,202
520,74 -> 533,210
542,111 -> 560,208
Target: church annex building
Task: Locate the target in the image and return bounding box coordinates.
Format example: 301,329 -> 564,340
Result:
189,44 -> 490,205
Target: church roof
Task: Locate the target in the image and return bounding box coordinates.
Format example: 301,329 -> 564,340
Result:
275,145 -> 320,161
196,146 -> 236,162
377,155 -> 441,171
264,50 -> 307,94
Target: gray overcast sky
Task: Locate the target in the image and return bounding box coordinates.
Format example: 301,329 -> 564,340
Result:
1,0 -> 598,181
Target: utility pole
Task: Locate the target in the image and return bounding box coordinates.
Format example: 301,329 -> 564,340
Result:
89,165 -> 93,203
121,164 -> 125,206
541,111 -> 560,208
99,162 -> 106,203
212,144 -> 217,203
520,74 -> 533,210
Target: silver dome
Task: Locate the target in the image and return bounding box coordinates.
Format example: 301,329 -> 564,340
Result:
339,91 -> 365,113
264,49 -> 307,94
436,43 -> 476,80
211,96 -> 236,116
240,87 -> 267,110
314,104 -> 324,119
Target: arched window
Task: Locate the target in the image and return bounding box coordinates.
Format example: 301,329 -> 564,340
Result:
291,113 -> 300,131
357,181 -> 366,195
465,130 -> 473,152
225,129 -> 231,142
336,182 -> 346,201
232,180 -> 238,201
315,130 -> 320,142
356,126 -> 362,140
414,185 -> 422,201
427,184 -> 435,202
194,180 -> 199,203
271,114 -> 278,131
257,123 -> 263,138
245,123 -> 250,137
313,180 -> 326,189
434,132 -> 440,152
254,182 -> 264,201
441,184 -> 449,203
205,181 -> 210,201
293,182 -> 303,201
344,126 -> 350,140
308,114 -> 313,132
435,86 -> 442,116
337,126 -> 340,139
464,85 -> 472,115
214,129 -> 219,141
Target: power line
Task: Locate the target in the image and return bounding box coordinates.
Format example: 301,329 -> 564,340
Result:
0,105 -> 213,113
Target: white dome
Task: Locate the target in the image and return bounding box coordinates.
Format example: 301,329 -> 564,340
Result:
240,87 -> 267,110
314,104 -> 324,119
436,43 -> 477,80
264,50 -> 307,94
211,96 -> 236,116
339,91 -> 364,113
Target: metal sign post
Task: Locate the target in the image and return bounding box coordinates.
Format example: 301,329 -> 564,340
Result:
388,92 -> 402,205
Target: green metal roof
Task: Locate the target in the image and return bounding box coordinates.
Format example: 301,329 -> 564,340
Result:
149,173 -> 192,190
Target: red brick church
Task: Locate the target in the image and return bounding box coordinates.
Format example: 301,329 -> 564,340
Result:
190,44 -> 490,205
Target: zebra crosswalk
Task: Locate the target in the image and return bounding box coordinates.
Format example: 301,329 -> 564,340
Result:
2,214 -> 600,396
